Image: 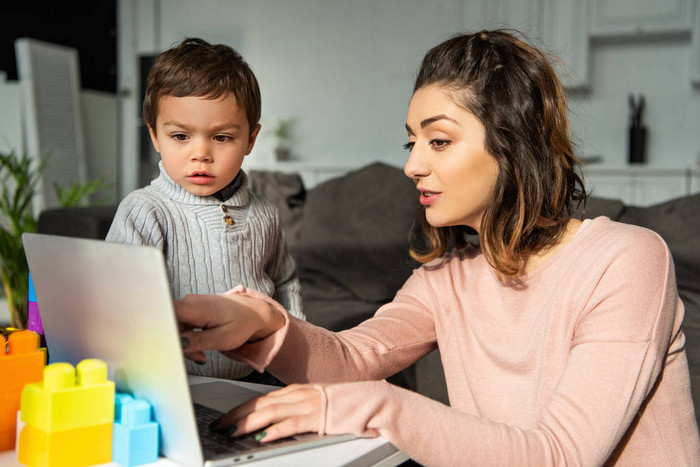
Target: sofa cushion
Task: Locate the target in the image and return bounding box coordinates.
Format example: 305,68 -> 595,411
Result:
617,193 -> 700,331
292,162 -> 421,303
37,205 -> 119,240
577,196 -> 626,221
247,170 -> 306,242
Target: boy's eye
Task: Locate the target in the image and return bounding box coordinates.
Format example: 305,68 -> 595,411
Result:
172,134 -> 188,141
214,135 -> 232,142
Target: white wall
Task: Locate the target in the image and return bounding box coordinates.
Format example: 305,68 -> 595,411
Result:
118,0 -> 470,193
0,82 -> 119,204
80,90 -> 119,203
568,36 -> 700,167
0,81 -> 24,155
112,0 -> 697,194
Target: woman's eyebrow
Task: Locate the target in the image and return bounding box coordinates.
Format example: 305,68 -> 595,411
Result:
405,115 -> 459,134
420,114 -> 458,128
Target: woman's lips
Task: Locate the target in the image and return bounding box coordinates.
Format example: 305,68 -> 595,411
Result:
419,190 -> 441,206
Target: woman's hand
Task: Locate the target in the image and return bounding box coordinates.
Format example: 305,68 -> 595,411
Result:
174,292 -> 285,363
211,384 -> 325,442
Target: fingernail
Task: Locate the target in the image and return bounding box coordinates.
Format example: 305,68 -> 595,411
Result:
209,416 -> 223,430
181,336 -> 190,349
254,431 -> 266,441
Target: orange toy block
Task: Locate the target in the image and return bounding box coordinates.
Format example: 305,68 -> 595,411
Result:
0,331 -> 45,451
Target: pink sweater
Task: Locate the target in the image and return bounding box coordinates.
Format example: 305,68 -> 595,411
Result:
232,217 -> 700,465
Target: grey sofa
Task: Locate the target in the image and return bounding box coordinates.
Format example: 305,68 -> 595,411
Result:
37,161 -> 700,425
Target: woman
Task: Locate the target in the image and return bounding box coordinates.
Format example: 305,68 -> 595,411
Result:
176,30 -> 700,465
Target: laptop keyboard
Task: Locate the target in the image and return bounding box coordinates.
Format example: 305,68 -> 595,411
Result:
194,403 -> 268,458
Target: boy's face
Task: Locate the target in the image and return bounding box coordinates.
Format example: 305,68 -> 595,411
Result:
149,94 -> 260,197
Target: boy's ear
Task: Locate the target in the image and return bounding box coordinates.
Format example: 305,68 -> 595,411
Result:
148,125 -> 161,154
245,123 -> 261,155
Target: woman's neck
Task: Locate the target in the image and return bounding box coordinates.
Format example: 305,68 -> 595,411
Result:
493,218 -> 583,282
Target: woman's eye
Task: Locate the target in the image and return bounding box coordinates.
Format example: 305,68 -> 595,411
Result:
430,139 -> 451,150
403,142 -> 415,151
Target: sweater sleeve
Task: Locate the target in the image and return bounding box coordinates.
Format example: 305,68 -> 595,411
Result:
318,232 -> 687,466
227,278 -> 437,383
105,193 -> 165,248
230,229 -> 692,466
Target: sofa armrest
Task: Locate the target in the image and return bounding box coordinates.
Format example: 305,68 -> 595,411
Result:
37,205 -> 118,240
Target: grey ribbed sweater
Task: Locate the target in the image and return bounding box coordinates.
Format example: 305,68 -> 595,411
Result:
106,162 -> 304,379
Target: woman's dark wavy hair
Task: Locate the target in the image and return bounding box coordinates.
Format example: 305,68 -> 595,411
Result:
409,30 -> 587,276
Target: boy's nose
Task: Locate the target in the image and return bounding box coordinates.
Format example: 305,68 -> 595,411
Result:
190,141 -> 212,162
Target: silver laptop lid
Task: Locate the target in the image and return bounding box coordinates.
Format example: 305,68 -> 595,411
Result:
22,233 -> 204,466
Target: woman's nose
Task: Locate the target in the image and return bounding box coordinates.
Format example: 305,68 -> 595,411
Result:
404,144 -> 429,180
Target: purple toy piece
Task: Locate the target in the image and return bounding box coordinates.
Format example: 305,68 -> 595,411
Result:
26,302 -> 43,335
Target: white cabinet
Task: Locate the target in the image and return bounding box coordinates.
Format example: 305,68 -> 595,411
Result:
463,0 -> 591,89
541,0 -> 592,89
590,0 -> 695,37
584,167 -> 697,206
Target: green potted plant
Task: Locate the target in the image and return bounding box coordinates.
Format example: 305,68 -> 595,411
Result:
0,150 -> 45,329
273,117 -> 296,161
0,149 -> 109,329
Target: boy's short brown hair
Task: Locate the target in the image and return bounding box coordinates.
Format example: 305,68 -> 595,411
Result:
143,38 -> 261,136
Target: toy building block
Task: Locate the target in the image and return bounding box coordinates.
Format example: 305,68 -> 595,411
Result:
0,331 -> 45,451
27,273 -> 48,361
27,272 -> 37,303
18,421 -> 113,467
112,393 -> 159,466
17,358 -> 115,467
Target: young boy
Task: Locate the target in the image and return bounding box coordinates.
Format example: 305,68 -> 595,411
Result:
106,38 -> 304,381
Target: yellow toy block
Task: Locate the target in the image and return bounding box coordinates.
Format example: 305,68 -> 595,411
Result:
18,421 -> 112,467
0,331 -> 45,451
20,359 -> 115,432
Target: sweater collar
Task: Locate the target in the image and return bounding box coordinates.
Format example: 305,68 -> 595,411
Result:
151,161 -> 249,207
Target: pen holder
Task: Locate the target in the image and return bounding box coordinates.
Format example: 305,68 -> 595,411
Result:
628,125 -> 646,164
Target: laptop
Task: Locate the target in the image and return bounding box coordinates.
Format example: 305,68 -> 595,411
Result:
21,232 -> 356,466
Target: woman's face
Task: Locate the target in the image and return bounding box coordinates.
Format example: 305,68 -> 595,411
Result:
404,84 -> 500,232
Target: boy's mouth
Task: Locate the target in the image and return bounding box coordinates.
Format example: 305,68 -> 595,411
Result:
188,171 -> 214,184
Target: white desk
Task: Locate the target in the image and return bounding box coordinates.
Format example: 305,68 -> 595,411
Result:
0,377 -> 408,467
0,437 -> 407,466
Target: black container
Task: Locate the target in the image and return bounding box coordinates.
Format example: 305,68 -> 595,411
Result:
628,125 -> 647,164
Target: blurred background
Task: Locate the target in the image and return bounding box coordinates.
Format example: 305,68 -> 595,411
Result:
0,0 -> 699,206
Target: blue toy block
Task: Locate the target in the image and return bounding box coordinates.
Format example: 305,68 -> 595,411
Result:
28,272 -> 37,303
112,393 -> 159,466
